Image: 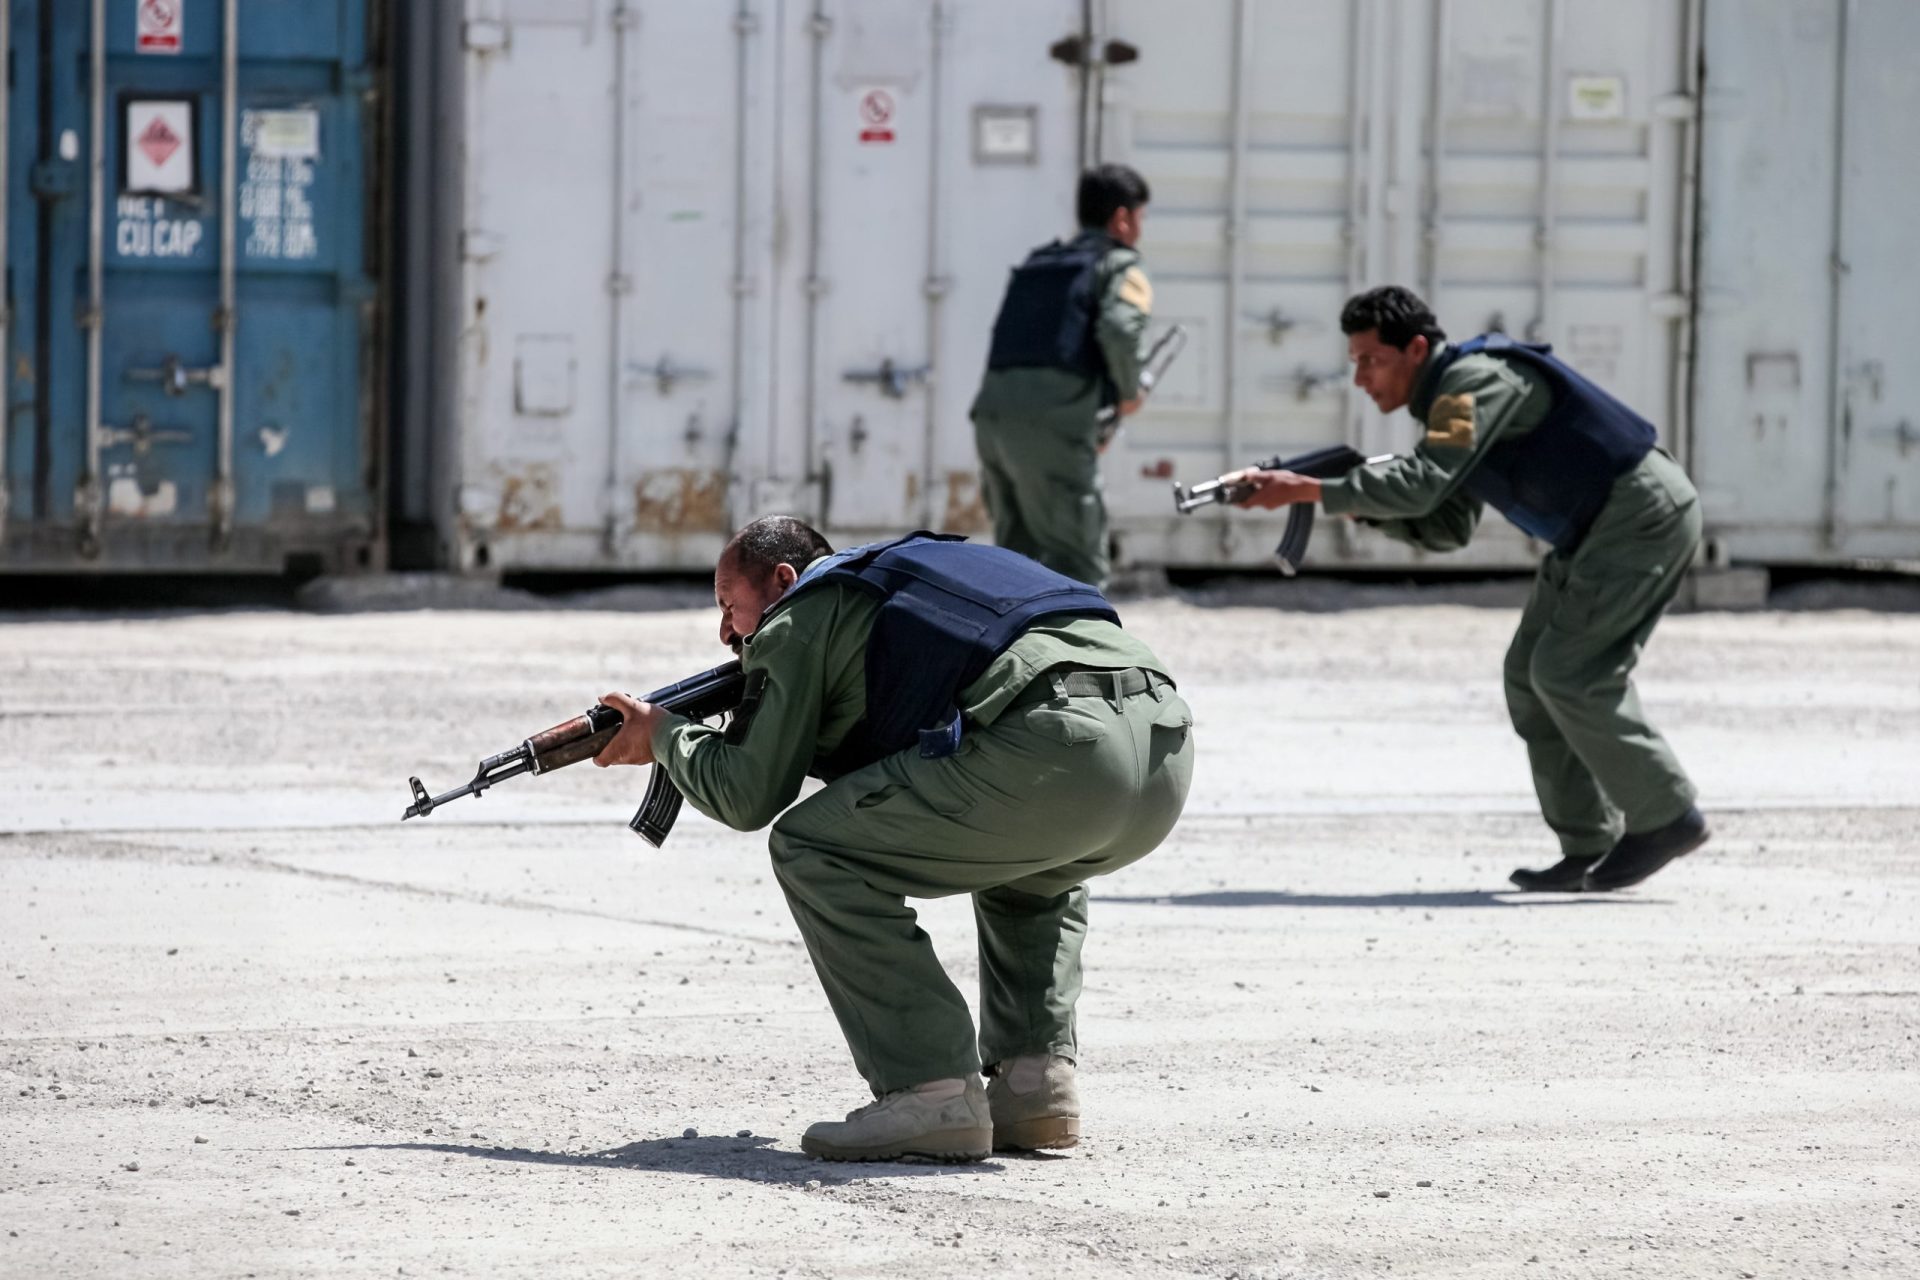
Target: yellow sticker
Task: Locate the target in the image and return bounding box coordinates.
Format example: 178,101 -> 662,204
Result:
1424,392 -> 1476,449
1116,265 -> 1153,314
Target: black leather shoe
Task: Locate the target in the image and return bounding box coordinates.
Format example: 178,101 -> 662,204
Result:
1508,856 -> 1600,892
1583,807 -> 1711,891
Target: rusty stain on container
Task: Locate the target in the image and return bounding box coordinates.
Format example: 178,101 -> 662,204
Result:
940,469 -> 989,533
632,468 -> 728,533
494,464 -> 563,532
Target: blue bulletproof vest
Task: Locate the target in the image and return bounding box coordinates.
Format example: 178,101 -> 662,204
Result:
985,233 -> 1118,392
1436,334 -> 1657,551
765,533 -> 1118,779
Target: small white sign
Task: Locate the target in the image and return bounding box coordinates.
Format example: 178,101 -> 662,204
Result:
125,100 -> 194,194
857,86 -> 896,144
136,0 -> 182,54
974,106 -> 1037,165
251,108 -> 320,161
1567,74 -> 1627,122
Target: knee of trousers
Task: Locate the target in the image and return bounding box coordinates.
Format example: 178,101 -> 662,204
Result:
765,820 -> 818,889
1526,645 -> 1620,709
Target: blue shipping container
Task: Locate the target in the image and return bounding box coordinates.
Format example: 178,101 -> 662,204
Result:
2,0 -> 381,572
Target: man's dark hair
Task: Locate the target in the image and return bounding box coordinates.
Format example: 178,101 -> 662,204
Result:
723,516 -> 833,581
1077,164 -> 1151,229
1340,286 -> 1447,350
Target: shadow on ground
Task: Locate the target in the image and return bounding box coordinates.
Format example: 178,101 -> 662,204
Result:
1097,888 -> 1662,909
304,1134 -> 1008,1183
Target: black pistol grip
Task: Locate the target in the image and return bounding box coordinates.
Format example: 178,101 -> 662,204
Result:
628,763 -> 685,848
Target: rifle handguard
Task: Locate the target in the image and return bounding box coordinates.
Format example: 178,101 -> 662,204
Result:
400,659 -> 747,845
1171,445 -> 1379,575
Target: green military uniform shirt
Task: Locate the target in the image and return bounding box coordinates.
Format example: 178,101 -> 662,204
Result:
1317,342 -> 1551,548
648,572 -> 1167,832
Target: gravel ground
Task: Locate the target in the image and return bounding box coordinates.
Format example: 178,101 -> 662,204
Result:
2,590 -> 1916,1279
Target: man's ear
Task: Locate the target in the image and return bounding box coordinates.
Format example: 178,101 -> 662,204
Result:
1407,334 -> 1430,365
774,562 -> 799,591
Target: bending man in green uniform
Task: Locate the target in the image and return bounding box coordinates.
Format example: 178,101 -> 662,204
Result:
1229,286 -> 1708,893
970,164 -> 1156,590
592,516 -> 1195,1161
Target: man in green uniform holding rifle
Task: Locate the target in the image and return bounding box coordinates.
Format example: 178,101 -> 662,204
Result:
1228,286 -> 1708,894
592,516 -> 1195,1162
971,164 -> 1157,589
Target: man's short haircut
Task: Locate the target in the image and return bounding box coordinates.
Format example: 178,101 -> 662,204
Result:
1340,285 -> 1448,350
723,516 -> 833,581
1077,164 -> 1151,229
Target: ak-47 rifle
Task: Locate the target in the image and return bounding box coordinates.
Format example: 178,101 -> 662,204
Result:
400,659 -> 747,847
1171,445 -> 1394,576
1096,323 -> 1188,448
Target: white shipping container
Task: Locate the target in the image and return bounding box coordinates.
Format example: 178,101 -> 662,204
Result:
414,0 -> 1915,574
1691,0 -> 1920,564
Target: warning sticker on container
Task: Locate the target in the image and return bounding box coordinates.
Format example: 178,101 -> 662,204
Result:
857,87 -> 896,144
251,109 -> 321,160
125,100 -> 194,194
136,0 -> 182,55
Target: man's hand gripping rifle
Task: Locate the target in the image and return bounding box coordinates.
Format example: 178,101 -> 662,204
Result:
1096,323 -> 1188,448
1171,445 -> 1392,576
400,659 -> 747,847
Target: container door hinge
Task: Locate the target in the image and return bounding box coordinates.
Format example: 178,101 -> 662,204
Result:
1647,292 -> 1689,320
1651,93 -> 1697,121
461,228 -> 505,262
842,359 -> 929,399
1047,35 -> 1139,69
209,477 -> 235,549
463,20 -> 508,53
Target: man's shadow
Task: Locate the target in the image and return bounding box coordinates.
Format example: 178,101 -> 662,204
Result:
305,1133 -> 1017,1183
1098,888 -> 1664,909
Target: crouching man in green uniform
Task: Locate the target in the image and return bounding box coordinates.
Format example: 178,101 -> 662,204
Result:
1228,286 -> 1708,893
591,516 -> 1195,1161
970,164 -> 1156,589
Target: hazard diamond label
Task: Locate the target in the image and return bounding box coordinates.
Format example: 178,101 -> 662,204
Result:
138,116 -> 182,169
125,100 -> 194,194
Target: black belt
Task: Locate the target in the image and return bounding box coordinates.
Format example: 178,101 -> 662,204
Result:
1012,665 -> 1166,709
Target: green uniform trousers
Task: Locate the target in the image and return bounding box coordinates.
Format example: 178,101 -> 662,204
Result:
767,670 -> 1195,1093
974,411 -> 1109,589
1503,450 -> 1702,857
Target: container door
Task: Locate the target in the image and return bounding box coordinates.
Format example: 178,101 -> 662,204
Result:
2,0 -> 378,572
801,5 -> 936,537
1691,0 -> 1842,558
922,0 -> 1083,539
452,0 -> 759,572
1830,0 -> 1920,555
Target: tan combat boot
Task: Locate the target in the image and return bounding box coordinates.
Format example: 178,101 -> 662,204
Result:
986,1053 -> 1080,1151
799,1076 -> 991,1163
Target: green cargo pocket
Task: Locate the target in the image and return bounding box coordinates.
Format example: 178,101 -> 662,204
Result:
855,783 -> 907,810
1149,697 -> 1193,741
1022,702 -> 1110,746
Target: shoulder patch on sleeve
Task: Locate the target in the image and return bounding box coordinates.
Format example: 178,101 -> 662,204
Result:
1116,266 -> 1153,314
1424,392 -> 1477,449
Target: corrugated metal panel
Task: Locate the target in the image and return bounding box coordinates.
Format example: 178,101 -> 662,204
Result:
441,0 -> 1079,572
1692,0 -> 1920,563
1093,0 -> 1694,570
1,0 -> 383,572
425,1 -> 1908,576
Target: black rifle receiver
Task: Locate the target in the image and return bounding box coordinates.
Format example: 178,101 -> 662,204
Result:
1171,445 -> 1386,576
401,658 -> 747,848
